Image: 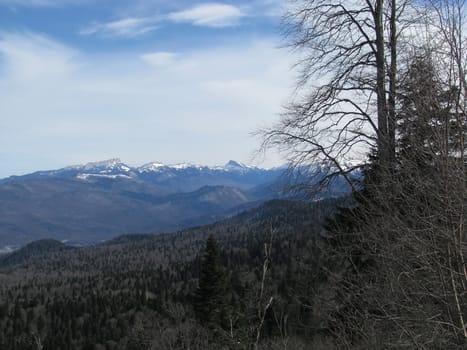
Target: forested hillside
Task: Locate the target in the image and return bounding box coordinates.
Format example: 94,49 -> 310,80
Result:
0,199 -> 346,349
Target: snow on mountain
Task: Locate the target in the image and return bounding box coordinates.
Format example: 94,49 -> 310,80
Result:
223,160 -> 257,173
0,159 -> 285,193
0,158 -> 357,246
82,159 -> 123,171
1,159 -> 363,187
76,174 -> 134,180
137,160 -> 255,173
138,162 -> 166,172
60,159 -> 262,176
66,159 -> 132,173
125,160 -> 262,175
0,159 -> 286,246
170,163 -> 200,170
225,160 -> 250,169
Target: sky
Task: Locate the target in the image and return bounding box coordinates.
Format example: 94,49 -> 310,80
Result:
0,0 -> 296,178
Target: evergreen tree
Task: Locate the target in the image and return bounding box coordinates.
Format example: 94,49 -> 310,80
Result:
397,52 -> 454,167
127,316 -> 151,350
194,235 -> 228,329
315,50 -> 467,348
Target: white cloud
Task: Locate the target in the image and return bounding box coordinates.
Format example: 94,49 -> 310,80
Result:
0,32 -> 79,81
167,3 -> 245,27
81,3 -> 246,38
0,32 -> 294,177
141,52 -> 178,66
80,17 -> 159,38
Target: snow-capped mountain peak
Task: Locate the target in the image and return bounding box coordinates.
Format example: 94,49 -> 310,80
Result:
61,159 -> 135,181
224,160 -> 254,171
85,158 -> 122,170
1,159 -> 283,185
137,161 -> 254,173
226,160 -> 243,168
138,162 -> 166,172
171,163 -> 198,170
66,158 -> 129,171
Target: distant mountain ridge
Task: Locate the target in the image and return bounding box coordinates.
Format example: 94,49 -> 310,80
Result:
1,159 -> 285,195
0,159 -> 288,247
0,239 -> 70,267
0,159 -> 357,247
2,159 -> 273,182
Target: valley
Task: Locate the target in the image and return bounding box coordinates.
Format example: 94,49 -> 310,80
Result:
0,159 -> 286,247
0,159 -> 352,248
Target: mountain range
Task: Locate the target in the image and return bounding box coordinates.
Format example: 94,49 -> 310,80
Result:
0,159 -> 288,247
2,159 -> 279,192
0,159 -> 356,248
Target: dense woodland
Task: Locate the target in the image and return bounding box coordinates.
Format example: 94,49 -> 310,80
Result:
0,199 -> 346,349
1,0 -> 466,349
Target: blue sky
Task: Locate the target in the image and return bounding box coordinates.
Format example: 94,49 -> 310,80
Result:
0,0 -> 295,178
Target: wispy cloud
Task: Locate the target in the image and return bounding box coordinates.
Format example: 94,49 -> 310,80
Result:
80,17 -> 159,38
81,2 -> 246,37
0,32 -> 294,176
0,32 -> 79,81
141,51 -> 178,66
168,3 -> 245,28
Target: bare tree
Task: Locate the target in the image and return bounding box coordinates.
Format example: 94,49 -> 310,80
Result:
426,0 -> 467,342
260,1 -> 466,347
319,45 -> 466,349
260,0 -> 413,188
253,229 -> 275,350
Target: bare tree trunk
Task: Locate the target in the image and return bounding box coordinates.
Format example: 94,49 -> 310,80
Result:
388,0 -> 397,164
254,229 -> 275,350
375,0 -> 389,163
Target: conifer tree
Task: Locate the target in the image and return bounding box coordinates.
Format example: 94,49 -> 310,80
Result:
397,52 -> 457,167
194,235 -> 228,329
